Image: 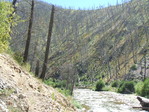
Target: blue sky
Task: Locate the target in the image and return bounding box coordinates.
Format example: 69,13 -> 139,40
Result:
42,0 -> 130,9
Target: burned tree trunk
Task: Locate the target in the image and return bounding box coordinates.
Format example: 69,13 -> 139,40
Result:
23,0 -> 34,63
12,0 -> 17,13
30,40 -> 38,72
12,0 -> 17,6
35,60 -> 40,77
40,5 -> 55,80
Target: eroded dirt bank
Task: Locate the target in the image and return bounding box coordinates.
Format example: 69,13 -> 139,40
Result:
0,54 -> 76,112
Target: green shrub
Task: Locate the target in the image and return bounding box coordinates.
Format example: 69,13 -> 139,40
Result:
141,78 -> 149,98
130,64 -> 137,70
118,81 -> 135,94
44,79 -> 70,96
0,2 -> 18,53
57,88 -> 71,96
111,80 -> 120,87
44,78 -> 56,87
44,79 -> 67,89
135,81 -> 144,96
54,80 -> 67,88
119,80 -> 126,87
95,79 -> 105,91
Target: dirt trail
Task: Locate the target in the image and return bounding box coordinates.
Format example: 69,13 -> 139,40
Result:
0,54 -> 76,112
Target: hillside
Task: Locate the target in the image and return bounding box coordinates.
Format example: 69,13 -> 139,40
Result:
10,0 -> 149,85
0,54 -> 76,112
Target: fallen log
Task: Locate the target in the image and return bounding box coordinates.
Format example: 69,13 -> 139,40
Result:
136,96 -> 149,111
133,107 -> 149,111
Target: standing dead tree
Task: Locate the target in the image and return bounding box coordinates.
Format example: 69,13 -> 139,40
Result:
23,0 -> 34,63
12,0 -> 17,14
40,5 -> 55,80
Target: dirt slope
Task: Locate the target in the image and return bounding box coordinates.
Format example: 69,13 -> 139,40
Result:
0,54 -> 76,112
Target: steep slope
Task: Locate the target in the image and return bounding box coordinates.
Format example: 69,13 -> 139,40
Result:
10,0 -> 149,83
0,54 -> 76,112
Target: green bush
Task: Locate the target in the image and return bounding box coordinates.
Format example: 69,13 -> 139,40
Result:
141,78 -> 149,98
0,2 -> 18,53
135,81 -> 144,96
95,79 -> 105,91
118,81 -> 135,94
57,88 -> 71,96
44,78 -> 55,87
130,64 -> 137,70
54,80 -> 67,88
44,79 -> 67,89
119,80 -> 125,87
111,80 -> 120,87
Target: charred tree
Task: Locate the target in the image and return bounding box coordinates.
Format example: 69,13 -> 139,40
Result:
9,0 -> 17,30
40,5 -> 55,80
130,34 -> 137,64
23,0 -> 34,63
12,0 -> 17,6
30,40 -> 38,72
143,50 -> 147,80
11,0 -> 17,15
12,0 -> 17,10
35,60 -> 40,77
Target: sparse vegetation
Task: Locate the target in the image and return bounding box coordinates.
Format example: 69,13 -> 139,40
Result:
71,99 -> 82,109
0,89 -> 15,96
8,106 -> 21,112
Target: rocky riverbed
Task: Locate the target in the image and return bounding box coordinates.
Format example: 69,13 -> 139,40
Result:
73,89 -> 148,112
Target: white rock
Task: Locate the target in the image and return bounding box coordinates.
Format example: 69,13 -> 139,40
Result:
0,99 -> 9,112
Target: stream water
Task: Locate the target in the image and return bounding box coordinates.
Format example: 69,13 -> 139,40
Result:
73,89 -> 148,112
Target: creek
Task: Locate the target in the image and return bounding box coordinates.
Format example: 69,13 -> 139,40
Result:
73,89 -> 148,112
